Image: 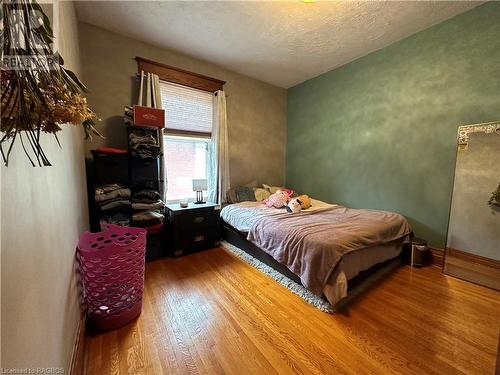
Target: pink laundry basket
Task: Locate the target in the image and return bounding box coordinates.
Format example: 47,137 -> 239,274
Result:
76,224 -> 147,331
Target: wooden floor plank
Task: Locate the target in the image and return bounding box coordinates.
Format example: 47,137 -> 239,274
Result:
85,247 -> 500,375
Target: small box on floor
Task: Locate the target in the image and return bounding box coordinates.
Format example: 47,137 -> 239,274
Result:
408,238 -> 428,267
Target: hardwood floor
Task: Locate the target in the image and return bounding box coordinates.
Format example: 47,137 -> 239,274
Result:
84,247 -> 500,375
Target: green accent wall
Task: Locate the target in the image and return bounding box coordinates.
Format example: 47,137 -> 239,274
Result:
286,3 -> 500,247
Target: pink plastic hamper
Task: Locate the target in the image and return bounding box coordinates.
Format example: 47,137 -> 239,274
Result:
76,224 -> 147,331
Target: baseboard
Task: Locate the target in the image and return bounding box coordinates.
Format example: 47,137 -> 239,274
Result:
444,248 -> 500,291
69,314 -> 86,375
427,246 -> 445,269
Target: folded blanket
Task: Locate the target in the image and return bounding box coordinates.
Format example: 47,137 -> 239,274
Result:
129,133 -> 161,159
95,187 -> 131,202
132,210 -> 164,222
95,184 -> 127,195
99,199 -> 131,212
131,200 -> 164,210
132,190 -> 161,201
247,206 -> 411,295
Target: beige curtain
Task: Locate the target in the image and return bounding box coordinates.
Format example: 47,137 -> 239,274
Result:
208,90 -> 230,203
138,71 -> 166,201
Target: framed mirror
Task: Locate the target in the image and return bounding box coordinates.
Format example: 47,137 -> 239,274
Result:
444,122 -> 500,290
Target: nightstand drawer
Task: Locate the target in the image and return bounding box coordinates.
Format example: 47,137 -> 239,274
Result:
178,209 -> 219,229
175,228 -> 220,255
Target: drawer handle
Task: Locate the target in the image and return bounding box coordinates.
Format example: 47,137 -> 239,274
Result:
194,217 -> 205,223
194,235 -> 205,242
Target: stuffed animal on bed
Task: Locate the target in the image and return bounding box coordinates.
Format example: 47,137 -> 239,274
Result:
263,189 -> 290,208
286,198 -> 302,213
297,194 -> 311,209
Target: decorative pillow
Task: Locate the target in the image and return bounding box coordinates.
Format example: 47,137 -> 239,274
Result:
225,186 -> 257,203
254,188 -> 271,202
235,186 -> 256,202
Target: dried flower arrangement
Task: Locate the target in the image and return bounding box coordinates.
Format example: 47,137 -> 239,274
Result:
488,182 -> 500,208
1,0 -> 101,166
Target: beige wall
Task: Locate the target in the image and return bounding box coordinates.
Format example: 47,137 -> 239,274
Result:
1,2 -> 87,371
79,22 -> 287,187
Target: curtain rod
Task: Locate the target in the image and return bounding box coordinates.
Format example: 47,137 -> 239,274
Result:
134,72 -> 226,95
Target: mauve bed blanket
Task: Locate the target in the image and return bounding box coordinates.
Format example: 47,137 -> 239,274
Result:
247,206 -> 411,295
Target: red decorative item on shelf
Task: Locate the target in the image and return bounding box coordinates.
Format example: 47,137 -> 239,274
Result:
76,224 -> 147,331
94,147 -> 128,154
133,105 -> 165,128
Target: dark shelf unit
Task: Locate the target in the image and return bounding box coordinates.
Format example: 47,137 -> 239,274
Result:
87,150 -> 131,233
128,124 -> 165,262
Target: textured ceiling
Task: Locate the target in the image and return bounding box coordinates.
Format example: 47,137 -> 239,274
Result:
75,1 -> 482,88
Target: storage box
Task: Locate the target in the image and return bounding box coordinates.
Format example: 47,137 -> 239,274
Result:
133,105 -> 165,128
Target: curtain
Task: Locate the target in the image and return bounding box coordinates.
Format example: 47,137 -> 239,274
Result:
208,90 -> 230,204
138,71 -> 166,202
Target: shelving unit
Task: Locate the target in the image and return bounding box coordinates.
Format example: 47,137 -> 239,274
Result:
87,150 -> 131,233
86,109 -> 166,262
127,123 -> 165,262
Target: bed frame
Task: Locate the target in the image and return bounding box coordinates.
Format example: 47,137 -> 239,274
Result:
222,221 -> 405,298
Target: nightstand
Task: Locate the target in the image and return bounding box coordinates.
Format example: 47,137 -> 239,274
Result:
165,202 -> 221,257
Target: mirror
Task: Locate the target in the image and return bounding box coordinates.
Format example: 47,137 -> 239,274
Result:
444,122 -> 500,290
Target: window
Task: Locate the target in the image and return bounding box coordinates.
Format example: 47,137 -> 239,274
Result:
163,136 -> 211,201
160,81 -> 214,202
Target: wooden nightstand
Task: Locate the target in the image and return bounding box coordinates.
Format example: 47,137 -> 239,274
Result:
165,202 -> 221,257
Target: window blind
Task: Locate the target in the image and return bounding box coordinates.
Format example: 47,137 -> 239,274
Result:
160,81 -> 214,137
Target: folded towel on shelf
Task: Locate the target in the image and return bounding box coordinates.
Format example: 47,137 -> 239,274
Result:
98,199 -> 131,212
132,190 -> 161,201
95,185 -> 131,202
129,133 -> 158,147
95,184 -> 127,195
129,133 -> 161,159
131,200 -> 164,210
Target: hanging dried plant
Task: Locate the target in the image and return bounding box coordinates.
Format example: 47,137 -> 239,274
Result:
1,0 -> 101,166
488,182 -> 500,208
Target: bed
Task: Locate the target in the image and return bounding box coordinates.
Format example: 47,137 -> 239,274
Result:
220,199 -> 411,306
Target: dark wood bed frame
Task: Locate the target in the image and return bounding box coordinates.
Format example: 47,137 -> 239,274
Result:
222,221 -> 406,298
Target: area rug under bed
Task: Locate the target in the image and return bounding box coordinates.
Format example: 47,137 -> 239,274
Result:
220,240 -> 401,313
